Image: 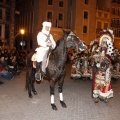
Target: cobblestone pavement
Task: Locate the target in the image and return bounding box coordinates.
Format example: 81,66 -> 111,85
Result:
0,63 -> 120,120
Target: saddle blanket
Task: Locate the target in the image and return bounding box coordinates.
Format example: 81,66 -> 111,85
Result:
31,53 -> 50,72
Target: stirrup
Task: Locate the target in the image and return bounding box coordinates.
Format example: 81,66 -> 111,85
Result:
35,73 -> 41,81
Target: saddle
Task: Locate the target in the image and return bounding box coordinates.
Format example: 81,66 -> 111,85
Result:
31,53 -> 37,68
31,52 -> 51,71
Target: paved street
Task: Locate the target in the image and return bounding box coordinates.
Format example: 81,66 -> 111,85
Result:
0,63 -> 120,120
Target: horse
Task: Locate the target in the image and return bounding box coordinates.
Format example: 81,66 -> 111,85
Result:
25,30 -> 86,110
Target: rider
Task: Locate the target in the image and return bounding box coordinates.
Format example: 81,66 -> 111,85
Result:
35,21 -> 56,81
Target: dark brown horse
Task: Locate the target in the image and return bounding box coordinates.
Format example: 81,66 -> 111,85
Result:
25,30 -> 86,110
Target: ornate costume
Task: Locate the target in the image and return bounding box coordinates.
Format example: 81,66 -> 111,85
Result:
92,29 -> 114,104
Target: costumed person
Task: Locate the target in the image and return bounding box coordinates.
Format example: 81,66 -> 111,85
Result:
35,21 -> 56,81
92,29 -> 114,106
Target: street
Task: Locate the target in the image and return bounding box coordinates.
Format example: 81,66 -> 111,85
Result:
0,63 -> 120,120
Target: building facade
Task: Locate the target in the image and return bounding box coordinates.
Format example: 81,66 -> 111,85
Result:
74,0 -> 96,44
110,0 -> 120,48
0,0 -> 12,49
0,0 -> 119,50
15,0 -> 76,50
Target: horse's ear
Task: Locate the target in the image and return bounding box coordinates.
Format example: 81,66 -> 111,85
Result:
62,29 -> 66,34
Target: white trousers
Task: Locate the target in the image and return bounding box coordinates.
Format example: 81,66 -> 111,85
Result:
36,47 -> 49,62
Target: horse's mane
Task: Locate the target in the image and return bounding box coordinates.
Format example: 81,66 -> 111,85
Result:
51,33 -> 67,53
48,33 -> 68,68
56,34 -> 67,48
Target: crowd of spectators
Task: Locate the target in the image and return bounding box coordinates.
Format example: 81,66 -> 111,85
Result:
0,48 -> 28,84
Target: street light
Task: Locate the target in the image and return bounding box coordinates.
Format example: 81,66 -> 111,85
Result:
14,29 -> 25,50
20,29 -> 26,48
20,29 -> 25,35
14,29 -> 25,38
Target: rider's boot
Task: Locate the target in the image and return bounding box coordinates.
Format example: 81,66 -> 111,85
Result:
35,62 -> 42,81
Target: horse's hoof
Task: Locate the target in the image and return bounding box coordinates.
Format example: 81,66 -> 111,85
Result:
51,104 -> 57,110
29,94 -> 33,98
33,91 -> 37,95
60,101 -> 67,108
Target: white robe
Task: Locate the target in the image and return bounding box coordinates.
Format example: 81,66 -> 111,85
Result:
35,30 -> 56,62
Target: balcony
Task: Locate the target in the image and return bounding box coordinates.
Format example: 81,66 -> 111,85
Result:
96,28 -> 103,34
111,23 -> 120,28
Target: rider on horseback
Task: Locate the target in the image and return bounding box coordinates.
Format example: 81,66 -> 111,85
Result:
35,21 -> 56,81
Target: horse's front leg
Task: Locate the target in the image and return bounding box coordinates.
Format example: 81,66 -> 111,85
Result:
50,80 -> 57,110
58,80 -> 67,108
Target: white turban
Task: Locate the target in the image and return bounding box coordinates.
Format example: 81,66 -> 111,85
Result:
42,21 -> 52,27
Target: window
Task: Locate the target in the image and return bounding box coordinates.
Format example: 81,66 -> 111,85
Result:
59,1 -> 63,7
104,23 -> 108,29
118,9 -> 120,16
0,9 -> 2,19
104,13 -> 108,18
70,0 -> 72,6
112,8 -> 115,15
112,0 -> 116,3
5,25 -> 9,39
84,11 -> 88,19
112,18 -> 115,24
97,21 -> 102,29
6,0 -> 10,5
98,12 -> 102,17
84,0 -> 88,4
83,26 -> 87,33
0,25 -> 1,37
58,13 -> 63,20
32,0 -> 34,5
0,0 -> 3,3
48,0 -> 53,5
6,8 -> 10,21
119,31 -> 120,37
31,0 -> 34,6
116,19 -> 119,24
47,12 -> 52,19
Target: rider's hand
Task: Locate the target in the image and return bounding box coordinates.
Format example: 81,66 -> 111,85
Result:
47,42 -> 52,47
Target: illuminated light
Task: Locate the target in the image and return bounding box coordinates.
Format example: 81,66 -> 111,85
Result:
20,29 -> 25,35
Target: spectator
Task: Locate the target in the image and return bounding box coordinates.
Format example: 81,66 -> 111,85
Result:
0,56 -> 14,81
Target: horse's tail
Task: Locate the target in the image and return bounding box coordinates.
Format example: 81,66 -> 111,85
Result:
25,69 -> 29,90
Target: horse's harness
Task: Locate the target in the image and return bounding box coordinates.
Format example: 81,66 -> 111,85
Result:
37,32 -> 53,57
44,32 -> 53,50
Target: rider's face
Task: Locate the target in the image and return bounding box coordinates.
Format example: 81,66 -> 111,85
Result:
45,26 -> 51,31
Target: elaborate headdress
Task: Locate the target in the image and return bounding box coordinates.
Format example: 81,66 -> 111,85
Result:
99,29 -> 114,57
99,29 -> 114,46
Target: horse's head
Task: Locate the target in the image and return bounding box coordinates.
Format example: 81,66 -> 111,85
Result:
65,31 -> 87,52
